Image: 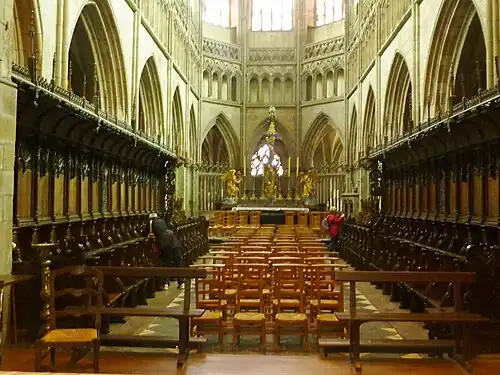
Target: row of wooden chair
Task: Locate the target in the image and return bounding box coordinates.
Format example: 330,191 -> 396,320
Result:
190,225 -> 347,352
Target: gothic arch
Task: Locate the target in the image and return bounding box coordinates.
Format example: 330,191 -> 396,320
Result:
383,52 -> 412,140
189,105 -> 198,161
202,113 -> 239,166
348,105 -> 358,164
362,86 -> 376,155
138,56 -> 164,141
172,87 -> 184,154
68,0 -> 129,119
12,0 -> 43,70
247,118 -> 295,164
302,113 -> 344,168
423,0 -> 486,118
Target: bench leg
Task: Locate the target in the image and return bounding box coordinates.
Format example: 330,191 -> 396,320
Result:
177,318 -> 190,368
452,324 -> 473,373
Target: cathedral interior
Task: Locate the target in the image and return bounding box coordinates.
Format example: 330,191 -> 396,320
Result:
1,0 -> 500,373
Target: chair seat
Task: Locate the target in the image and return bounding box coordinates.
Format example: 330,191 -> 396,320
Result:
310,299 -> 339,307
317,313 -> 340,322
225,289 -> 237,296
273,299 -> 300,306
240,299 -> 262,306
41,328 -> 97,343
195,311 -> 223,320
234,312 -> 266,322
275,313 -> 308,322
200,299 -> 227,308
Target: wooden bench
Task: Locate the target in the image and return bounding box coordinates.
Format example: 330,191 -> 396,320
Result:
320,271 -> 488,372
53,267 -> 208,368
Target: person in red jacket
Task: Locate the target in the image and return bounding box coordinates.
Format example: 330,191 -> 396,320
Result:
325,207 -> 345,252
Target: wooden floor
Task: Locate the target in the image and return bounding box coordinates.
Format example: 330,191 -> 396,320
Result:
2,348 -> 500,374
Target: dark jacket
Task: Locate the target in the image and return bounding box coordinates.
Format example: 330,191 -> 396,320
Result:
150,218 -> 183,267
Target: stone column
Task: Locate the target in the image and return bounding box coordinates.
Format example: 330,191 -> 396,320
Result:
0,0 -> 16,275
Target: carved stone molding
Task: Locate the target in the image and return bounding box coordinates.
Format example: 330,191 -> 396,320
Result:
203,57 -> 242,77
248,48 -> 296,63
246,65 -> 295,79
302,56 -> 344,76
304,37 -> 344,61
203,38 -> 240,61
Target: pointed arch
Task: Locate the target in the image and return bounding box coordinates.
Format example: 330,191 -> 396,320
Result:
348,105 -> 358,165
172,87 -> 184,154
302,113 -> 344,168
383,52 -> 412,141
247,117 -> 295,164
423,0 -> 486,118
12,0 -> 43,70
138,56 -> 164,141
189,105 -> 198,161
362,86 -> 376,155
68,0 -> 129,118
202,113 -> 239,166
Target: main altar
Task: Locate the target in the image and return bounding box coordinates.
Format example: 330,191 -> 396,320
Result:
220,107 -> 324,225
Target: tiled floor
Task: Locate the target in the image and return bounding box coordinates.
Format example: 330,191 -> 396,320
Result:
105,259 -> 429,358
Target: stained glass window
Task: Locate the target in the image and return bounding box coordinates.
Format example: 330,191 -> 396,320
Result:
250,144 -> 284,176
316,0 -> 345,26
252,0 -> 293,31
202,0 -> 230,27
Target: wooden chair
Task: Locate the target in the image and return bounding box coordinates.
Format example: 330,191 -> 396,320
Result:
272,264 -> 308,352
191,265 -> 227,347
232,264 -> 267,351
309,265 -> 345,339
34,266 -> 103,372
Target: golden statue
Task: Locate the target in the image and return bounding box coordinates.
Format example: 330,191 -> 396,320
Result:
299,169 -> 318,198
221,169 -> 242,198
263,164 -> 277,197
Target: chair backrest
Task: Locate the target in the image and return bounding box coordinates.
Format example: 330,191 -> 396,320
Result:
49,266 -> 104,332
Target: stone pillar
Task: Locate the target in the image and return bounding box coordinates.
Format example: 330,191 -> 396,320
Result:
0,0 -> 16,275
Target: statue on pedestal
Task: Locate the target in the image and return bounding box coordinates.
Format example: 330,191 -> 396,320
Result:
299,169 -> 318,206
221,169 -> 242,204
263,164 -> 277,198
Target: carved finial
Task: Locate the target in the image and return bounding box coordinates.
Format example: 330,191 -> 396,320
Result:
50,53 -> 56,90
68,60 -> 72,91
82,74 -> 87,100
475,60 -> 482,92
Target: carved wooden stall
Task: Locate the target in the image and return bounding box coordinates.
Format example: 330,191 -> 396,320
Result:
9,64 -> 209,343
342,87 -> 500,353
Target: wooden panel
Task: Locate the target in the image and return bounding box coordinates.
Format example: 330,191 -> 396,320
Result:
128,185 -> 133,212
472,175 -> 483,219
487,176 -> 498,220
448,178 -> 457,217
81,178 -> 89,217
414,183 -> 420,217
37,175 -> 50,221
134,187 -> 139,212
112,182 -> 118,213
460,181 -> 469,217
120,183 -> 126,212
92,181 -> 100,214
53,176 -> 64,219
17,171 -> 32,221
68,178 -> 77,217
420,181 -> 427,216
429,182 -> 436,215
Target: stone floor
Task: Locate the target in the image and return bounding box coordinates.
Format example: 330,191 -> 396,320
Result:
102,258 -> 429,358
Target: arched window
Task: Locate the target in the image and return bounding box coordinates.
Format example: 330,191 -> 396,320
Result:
202,0 -> 230,27
316,0 -> 345,26
250,144 -> 284,176
252,0 -> 293,31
